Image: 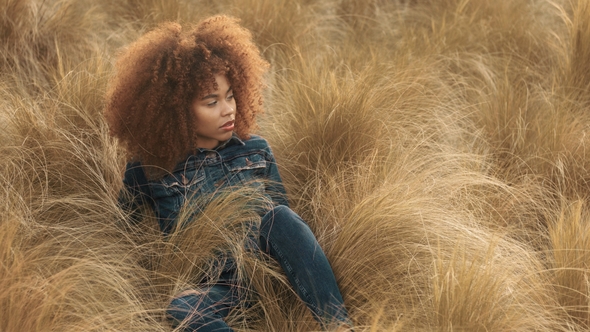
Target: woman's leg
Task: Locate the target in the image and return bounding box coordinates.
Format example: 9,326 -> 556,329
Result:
167,276 -> 240,332
258,205 -> 351,329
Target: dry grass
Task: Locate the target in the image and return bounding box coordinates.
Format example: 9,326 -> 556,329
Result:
549,200 -> 590,329
2,0 -> 590,331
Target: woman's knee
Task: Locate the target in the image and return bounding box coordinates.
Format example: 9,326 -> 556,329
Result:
259,205 -> 316,253
167,292 -> 197,326
262,204 -> 291,222
166,286 -> 233,326
261,205 -> 311,234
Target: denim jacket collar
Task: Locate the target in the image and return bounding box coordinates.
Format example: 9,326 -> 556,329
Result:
196,133 -> 245,154
120,133 -> 291,234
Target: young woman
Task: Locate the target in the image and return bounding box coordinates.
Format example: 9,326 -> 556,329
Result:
104,15 -> 352,331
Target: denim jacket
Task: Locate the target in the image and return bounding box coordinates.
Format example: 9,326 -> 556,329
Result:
119,134 -> 289,234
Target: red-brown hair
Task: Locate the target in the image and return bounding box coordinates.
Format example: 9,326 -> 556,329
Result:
104,15 -> 269,177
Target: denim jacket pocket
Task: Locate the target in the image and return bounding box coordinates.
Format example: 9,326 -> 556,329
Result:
152,169 -> 206,214
226,153 -> 267,187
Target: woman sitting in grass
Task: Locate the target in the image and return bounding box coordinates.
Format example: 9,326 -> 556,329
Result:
104,15 -> 352,332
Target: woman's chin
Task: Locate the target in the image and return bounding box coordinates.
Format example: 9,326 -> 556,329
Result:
220,131 -> 233,140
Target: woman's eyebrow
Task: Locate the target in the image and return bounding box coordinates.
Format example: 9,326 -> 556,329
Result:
201,86 -> 232,100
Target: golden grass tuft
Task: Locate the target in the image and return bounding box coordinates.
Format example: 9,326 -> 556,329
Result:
3,0 -> 590,330
549,200 -> 590,329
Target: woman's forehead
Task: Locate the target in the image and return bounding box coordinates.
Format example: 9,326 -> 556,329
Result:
197,74 -> 231,98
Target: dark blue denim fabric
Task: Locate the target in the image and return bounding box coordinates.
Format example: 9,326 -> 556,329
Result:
118,134 -> 289,234
167,272 -> 241,332
258,206 -> 350,328
118,135 -> 350,330
167,206 -> 351,331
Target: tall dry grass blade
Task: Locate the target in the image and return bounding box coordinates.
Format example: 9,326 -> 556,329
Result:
550,200 -> 590,329
1,0 -> 590,330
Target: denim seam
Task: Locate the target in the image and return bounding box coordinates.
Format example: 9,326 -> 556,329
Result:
266,235 -> 323,319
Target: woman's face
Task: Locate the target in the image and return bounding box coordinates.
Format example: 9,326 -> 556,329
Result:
192,74 -> 236,149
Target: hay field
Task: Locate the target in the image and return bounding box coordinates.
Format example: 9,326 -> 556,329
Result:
1,0 -> 590,330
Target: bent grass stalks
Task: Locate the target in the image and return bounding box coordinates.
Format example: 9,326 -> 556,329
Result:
549,200 -> 590,329
2,0 -> 590,331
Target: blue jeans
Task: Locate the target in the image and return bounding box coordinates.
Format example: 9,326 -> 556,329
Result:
167,205 -> 350,331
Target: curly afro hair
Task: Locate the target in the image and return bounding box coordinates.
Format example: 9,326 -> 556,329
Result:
104,15 -> 269,178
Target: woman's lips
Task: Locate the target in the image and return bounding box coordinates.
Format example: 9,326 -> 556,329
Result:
220,120 -> 234,131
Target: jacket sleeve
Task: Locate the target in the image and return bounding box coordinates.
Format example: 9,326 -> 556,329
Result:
118,161 -> 154,224
264,145 -> 290,208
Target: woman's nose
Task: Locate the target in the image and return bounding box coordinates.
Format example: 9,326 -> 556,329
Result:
222,100 -> 235,115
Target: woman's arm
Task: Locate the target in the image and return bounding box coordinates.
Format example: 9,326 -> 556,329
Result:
118,161 -> 154,224
263,146 -> 290,208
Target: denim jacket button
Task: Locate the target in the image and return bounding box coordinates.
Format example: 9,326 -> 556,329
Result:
206,152 -> 216,159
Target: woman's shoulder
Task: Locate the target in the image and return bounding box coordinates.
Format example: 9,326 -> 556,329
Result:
229,134 -> 277,161
122,160 -> 150,187
241,134 -> 271,150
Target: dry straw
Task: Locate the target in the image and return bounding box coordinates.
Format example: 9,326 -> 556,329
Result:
2,0 -> 590,331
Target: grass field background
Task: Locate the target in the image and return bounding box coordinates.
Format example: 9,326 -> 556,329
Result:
2,0 -> 590,330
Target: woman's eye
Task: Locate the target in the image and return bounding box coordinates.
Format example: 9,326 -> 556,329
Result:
227,94 -> 234,101
207,100 -> 217,106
